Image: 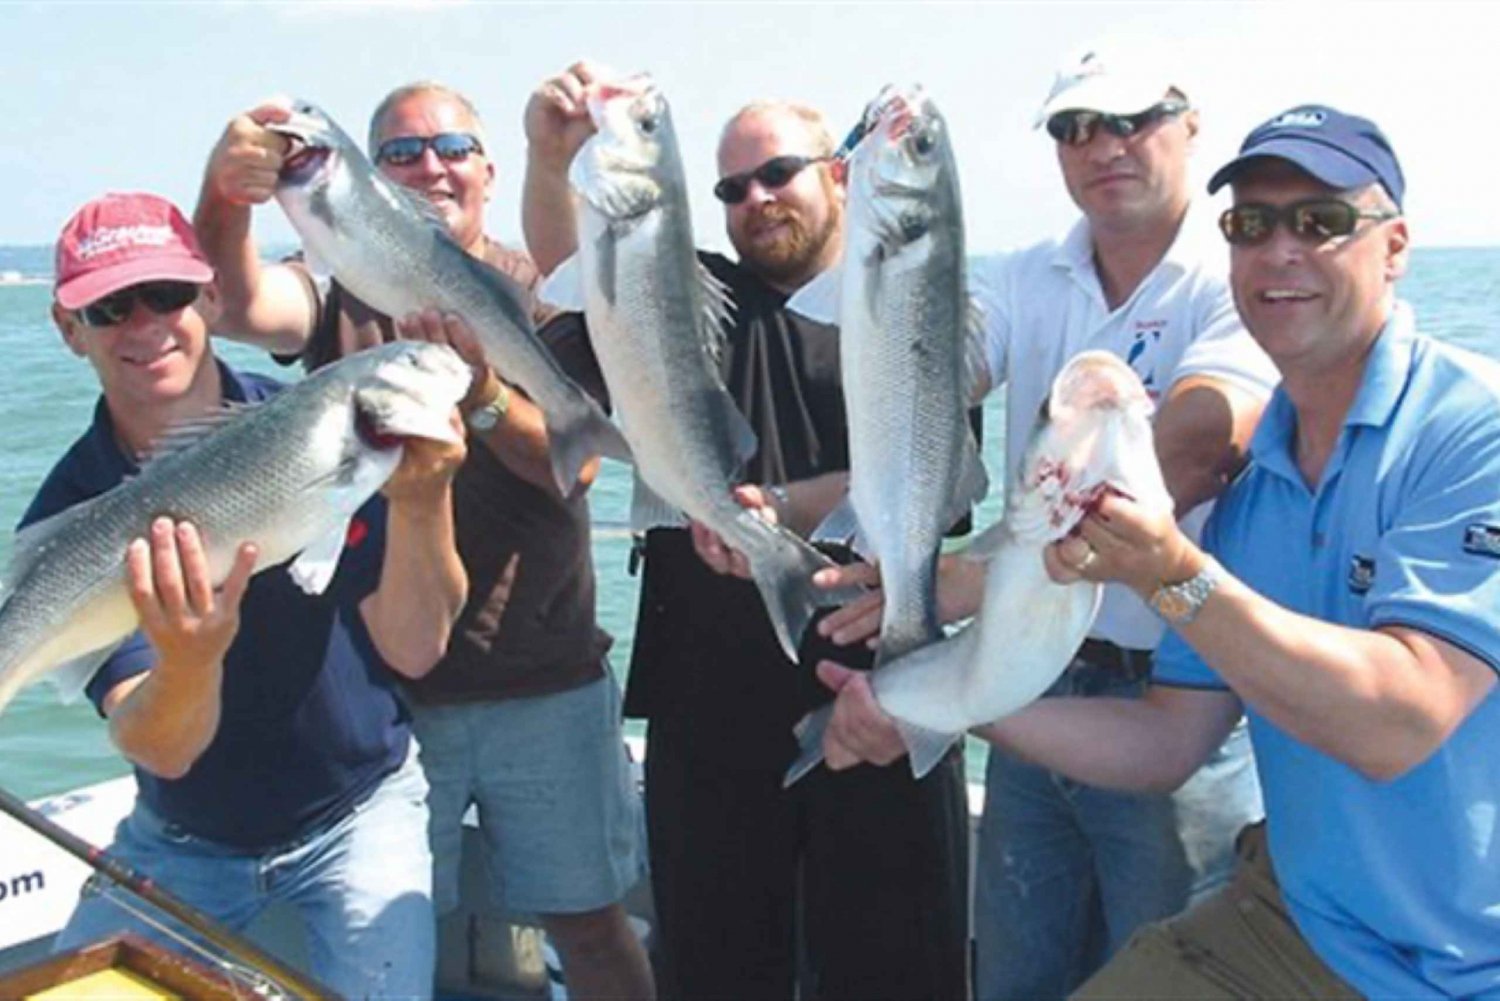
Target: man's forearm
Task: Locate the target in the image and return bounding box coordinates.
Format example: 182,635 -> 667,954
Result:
107,661 -> 225,780
362,494 -> 467,679
521,152 -> 580,277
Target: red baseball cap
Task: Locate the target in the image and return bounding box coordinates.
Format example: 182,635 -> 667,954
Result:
54,192 -> 214,310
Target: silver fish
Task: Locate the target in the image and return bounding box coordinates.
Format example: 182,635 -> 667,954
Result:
569,76 -> 850,661
829,85 -> 988,666
270,101 -> 629,494
0,340 -> 471,715
788,350 -> 1174,782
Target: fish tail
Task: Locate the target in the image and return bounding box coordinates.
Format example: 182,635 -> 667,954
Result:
747,528 -> 859,662
546,405 -> 632,495
783,705 -> 833,786
895,717 -> 960,779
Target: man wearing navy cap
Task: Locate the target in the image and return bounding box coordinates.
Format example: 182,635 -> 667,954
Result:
822,104 -> 1500,997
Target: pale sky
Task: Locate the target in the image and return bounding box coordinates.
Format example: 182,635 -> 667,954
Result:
3,1 -> 1497,255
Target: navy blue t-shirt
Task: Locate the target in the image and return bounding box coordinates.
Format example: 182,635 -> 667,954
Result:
20,362 -> 411,849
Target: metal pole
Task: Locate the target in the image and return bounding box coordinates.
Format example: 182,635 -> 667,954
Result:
0,784 -> 340,999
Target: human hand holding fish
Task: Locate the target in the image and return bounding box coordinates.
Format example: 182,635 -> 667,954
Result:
127,518 -> 257,681
813,552 -> 988,649
396,309 -> 493,403
205,99 -> 296,207
1046,491 -> 1204,598
524,61 -> 614,172
379,409 -> 468,508
813,661 -> 906,771
688,485 -> 785,579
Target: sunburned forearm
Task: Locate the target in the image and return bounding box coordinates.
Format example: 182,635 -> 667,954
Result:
1174,572 -> 1496,780
362,497 -> 467,678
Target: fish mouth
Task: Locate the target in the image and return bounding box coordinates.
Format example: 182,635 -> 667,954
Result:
280,144 -> 331,185
353,405 -> 404,452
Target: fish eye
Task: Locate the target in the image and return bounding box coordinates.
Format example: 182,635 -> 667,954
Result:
637,112 -> 659,136
912,132 -> 935,156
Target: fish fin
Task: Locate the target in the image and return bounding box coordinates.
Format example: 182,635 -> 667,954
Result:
783,265 -> 841,325
139,403 -> 257,466
457,251 -> 540,337
42,643 -> 122,706
783,705 -> 832,786
810,497 -> 871,558
895,718 -> 960,779
629,475 -> 686,532
545,408 -> 633,495
538,255 -> 586,311
964,295 -> 994,406
288,520 -> 351,595
941,434 -> 990,529
696,266 -> 736,372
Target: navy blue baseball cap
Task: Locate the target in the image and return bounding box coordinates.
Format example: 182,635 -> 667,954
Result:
1207,105 -> 1405,208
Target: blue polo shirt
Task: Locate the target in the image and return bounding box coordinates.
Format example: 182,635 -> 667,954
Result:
1155,304 -> 1500,998
20,362 -> 411,850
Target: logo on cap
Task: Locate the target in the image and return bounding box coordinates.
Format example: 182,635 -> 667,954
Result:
1270,110 -> 1327,129
75,225 -> 176,262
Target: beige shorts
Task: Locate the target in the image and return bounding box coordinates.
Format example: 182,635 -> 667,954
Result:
1072,822 -> 1363,1000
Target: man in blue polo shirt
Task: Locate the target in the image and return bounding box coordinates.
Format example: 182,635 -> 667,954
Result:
819,106 -> 1500,997
30,192 -> 468,1000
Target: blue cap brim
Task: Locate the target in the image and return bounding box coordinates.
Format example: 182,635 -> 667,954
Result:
1207,136 -> 1380,196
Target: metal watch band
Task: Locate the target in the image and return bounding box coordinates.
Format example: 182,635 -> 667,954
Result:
1148,557 -> 1223,626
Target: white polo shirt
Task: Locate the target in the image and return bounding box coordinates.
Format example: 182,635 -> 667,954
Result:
972,204 -> 1278,650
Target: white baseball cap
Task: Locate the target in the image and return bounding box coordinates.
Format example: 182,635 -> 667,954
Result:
1034,47 -> 1184,128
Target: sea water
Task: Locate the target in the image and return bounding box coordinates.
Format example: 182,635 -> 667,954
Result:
0,247 -> 1496,801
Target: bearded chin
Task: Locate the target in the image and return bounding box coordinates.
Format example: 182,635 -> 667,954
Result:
736,211 -> 839,286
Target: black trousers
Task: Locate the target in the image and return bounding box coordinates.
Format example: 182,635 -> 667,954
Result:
643,718 -> 970,1001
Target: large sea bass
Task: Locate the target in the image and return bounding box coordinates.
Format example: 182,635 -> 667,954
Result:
0,341 -> 471,716
269,101 -> 629,494
788,351 -> 1173,782
831,86 -> 987,666
568,76 -> 850,660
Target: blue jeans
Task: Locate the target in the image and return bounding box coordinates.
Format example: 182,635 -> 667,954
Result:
973,659 -> 1263,1001
54,748 -> 435,1001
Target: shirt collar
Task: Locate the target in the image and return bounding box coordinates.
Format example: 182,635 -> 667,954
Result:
1249,301 -> 1417,472
1049,200 -> 1207,295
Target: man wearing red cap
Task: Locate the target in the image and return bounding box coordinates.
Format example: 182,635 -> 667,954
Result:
30,191 -> 467,1001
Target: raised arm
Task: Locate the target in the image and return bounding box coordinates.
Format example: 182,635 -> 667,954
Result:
193,101 -> 319,354
521,61 -> 611,275
102,520 -> 258,779
360,414 -> 469,677
1153,374 -> 1265,516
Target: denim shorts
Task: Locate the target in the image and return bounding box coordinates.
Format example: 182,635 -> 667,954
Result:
411,671 -> 645,917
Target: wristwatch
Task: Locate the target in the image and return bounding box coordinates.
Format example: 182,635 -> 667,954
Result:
466,380 -> 511,432
1148,557 -> 1223,626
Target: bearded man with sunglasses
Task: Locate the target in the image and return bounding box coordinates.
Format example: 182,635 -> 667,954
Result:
818,103 -> 1500,999
31,192 -> 467,1000
809,49 -> 1276,1000
521,61 -> 970,1000
194,82 -> 655,1000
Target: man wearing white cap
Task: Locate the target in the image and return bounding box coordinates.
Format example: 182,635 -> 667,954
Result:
814,47 -> 1276,999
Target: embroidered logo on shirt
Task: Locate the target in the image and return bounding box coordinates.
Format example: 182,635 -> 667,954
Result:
1126,321 -> 1164,395
1463,524 -> 1500,559
1347,554 -> 1375,594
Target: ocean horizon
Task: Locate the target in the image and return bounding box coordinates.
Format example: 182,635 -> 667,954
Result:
1,245 -> 1496,802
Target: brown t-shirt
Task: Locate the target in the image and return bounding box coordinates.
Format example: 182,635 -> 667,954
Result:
291,239 -> 610,702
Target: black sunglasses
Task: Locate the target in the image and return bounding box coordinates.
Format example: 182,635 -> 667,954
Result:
374,132 -> 485,167
76,281 -> 202,328
1045,100 -> 1190,147
1219,199 -> 1399,246
713,155 -> 828,205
